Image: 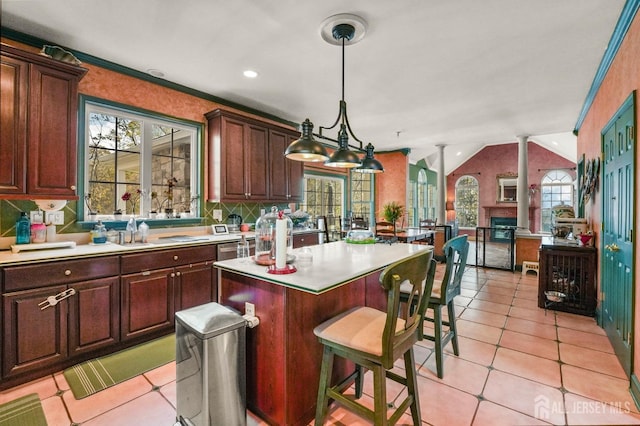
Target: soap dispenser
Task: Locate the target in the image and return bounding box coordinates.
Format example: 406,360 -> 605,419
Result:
16,212 -> 31,245
91,220 -> 107,244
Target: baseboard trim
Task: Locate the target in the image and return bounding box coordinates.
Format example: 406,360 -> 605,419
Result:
630,374 -> 640,411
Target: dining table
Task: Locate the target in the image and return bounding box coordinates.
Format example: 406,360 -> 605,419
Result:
395,227 -> 434,243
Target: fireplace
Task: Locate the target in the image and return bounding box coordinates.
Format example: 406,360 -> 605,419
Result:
490,217 -> 517,242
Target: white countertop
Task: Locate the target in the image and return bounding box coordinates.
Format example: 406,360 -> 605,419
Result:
0,227 -> 322,266
214,241 -> 433,294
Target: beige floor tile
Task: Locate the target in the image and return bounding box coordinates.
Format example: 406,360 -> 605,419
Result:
473,291 -> 514,306
419,353 -> 489,395
456,319 -> 503,345
561,364 -> 638,412
479,284 -> 516,297
0,375 -> 58,404
159,381 -> 176,409
460,307 -> 507,328
564,392 -> 640,425
445,336 -> 497,367
473,400 -> 549,425
509,305 -> 557,325
500,329 -> 559,360
514,288 -> 538,301
493,347 -> 561,388
559,343 -> 627,379
416,378 -> 479,426
143,361 -> 176,387
82,391 -> 176,425
41,395 -> 71,425
467,299 -> 511,315
556,312 -> 605,335
62,375 -> 152,423
557,327 -> 614,353
504,316 -> 558,341
483,369 -> 565,425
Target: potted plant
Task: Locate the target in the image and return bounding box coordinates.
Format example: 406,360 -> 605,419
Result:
382,201 -> 404,232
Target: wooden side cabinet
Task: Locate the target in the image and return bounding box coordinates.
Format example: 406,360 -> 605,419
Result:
0,43 -> 87,199
537,241 -> 597,316
269,129 -> 304,202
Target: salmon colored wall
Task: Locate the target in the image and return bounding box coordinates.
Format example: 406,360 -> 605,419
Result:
375,152 -> 409,223
574,12 -> 640,378
447,142 -> 575,233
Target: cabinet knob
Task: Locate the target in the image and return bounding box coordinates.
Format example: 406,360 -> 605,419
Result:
170,272 -> 175,278
70,185 -> 77,190
64,269 -> 72,276
176,271 -> 181,276
173,255 -> 179,261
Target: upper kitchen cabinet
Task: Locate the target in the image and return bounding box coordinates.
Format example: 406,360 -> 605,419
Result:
206,109 -> 303,202
269,129 -> 304,202
0,44 -> 87,199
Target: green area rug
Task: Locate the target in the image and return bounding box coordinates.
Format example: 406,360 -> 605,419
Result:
0,393 -> 46,426
64,334 -> 175,399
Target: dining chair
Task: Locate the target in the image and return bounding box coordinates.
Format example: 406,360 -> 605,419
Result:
352,216 -> 368,230
401,234 -> 469,378
419,218 -> 437,245
314,250 -> 436,425
375,221 -> 396,241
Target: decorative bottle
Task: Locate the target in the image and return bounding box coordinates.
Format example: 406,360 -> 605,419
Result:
16,212 -> 31,244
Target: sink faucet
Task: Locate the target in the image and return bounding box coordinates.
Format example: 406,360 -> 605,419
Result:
126,217 -> 137,243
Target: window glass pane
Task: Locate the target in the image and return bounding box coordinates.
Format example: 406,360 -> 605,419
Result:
455,176 -> 479,227
84,102 -> 199,220
351,172 -> 373,224
540,170 -> 574,231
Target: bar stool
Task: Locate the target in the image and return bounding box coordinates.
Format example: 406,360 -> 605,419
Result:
313,250 -> 436,425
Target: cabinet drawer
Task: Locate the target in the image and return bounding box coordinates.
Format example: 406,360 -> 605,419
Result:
3,256 -> 120,291
121,245 -> 216,274
293,232 -> 319,248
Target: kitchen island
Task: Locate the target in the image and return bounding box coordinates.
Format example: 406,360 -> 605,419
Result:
215,241 -> 432,426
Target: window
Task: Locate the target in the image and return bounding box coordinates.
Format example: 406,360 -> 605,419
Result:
541,170 -> 574,232
408,170 -> 428,227
350,172 -> 373,226
82,99 -> 201,220
302,172 -> 345,221
455,176 -> 479,227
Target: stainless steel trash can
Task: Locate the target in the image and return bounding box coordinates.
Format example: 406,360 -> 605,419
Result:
175,302 -> 247,426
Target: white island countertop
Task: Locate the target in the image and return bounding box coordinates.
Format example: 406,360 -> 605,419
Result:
214,241 -> 432,295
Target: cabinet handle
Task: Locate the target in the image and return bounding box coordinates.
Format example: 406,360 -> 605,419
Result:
71,185 -> 77,190
64,270 -> 72,276
173,255 -> 179,261
176,271 -> 181,276
171,272 -> 175,278
38,288 -> 76,310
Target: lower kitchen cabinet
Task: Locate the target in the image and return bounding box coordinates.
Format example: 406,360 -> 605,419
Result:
68,277 -> 120,356
121,268 -> 175,341
175,261 -> 216,312
2,285 -> 68,379
120,246 -> 217,341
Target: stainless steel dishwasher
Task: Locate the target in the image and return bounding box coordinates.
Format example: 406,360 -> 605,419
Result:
216,239 -> 255,260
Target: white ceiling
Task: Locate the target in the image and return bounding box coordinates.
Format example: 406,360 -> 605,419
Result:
1,0 -> 626,173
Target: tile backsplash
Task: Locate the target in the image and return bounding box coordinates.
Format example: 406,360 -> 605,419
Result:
0,199 -> 292,238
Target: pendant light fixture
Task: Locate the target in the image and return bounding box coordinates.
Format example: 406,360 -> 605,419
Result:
285,14 -> 384,173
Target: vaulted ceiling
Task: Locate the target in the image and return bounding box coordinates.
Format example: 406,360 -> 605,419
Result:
1,0 -> 627,173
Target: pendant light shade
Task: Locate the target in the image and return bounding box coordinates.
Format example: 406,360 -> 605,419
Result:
285,119 -> 329,162
284,14 -> 384,173
325,125 -> 362,168
355,143 -> 384,173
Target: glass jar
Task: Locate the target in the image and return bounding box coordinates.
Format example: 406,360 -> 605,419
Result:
254,206 -> 293,265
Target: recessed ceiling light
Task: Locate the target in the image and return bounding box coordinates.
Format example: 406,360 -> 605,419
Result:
456,151 -> 462,156
147,68 -> 165,78
552,140 -> 559,145
243,70 -> 258,78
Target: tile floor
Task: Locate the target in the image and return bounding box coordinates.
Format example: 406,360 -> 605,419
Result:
2,266 -> 640,425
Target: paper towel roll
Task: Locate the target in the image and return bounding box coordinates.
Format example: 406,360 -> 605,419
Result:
275,218 -> 287,269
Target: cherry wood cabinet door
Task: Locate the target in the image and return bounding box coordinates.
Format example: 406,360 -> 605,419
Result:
120,268 -> 174,341
246,123 -> 269,200
0,44 -> 86,199
2,285 -> 68,379
68,277 -> 120,356
292,232 -> 319,248
175,261 -> 216,312
0,53 -> 28,195
269,130 -> 304,202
